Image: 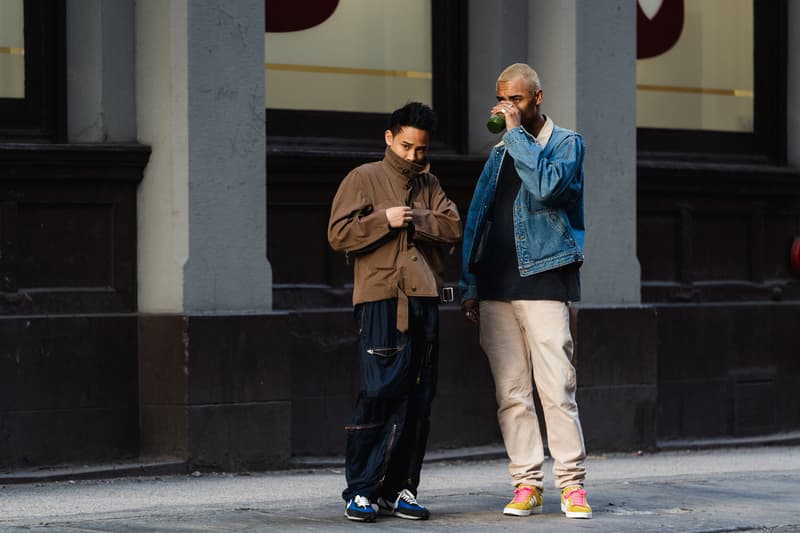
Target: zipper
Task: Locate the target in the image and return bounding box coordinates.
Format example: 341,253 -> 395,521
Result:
378,423 -> 398,487
406,418 -> 424,483
358,306 -> 365,335
407,344 -> 433,481
366,345 -> 406,358
344,421 -> 383,431
416,343 -> 432,385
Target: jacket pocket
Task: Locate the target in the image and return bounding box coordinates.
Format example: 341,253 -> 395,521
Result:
469,220 -> 492,270
541,208 -> 571,239
519,208 -> 576,264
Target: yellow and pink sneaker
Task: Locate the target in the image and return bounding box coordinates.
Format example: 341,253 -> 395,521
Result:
560,485 -> 592,519
503,484 -> 543,516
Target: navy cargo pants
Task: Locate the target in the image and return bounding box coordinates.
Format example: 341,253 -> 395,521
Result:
342,296 -> 439,503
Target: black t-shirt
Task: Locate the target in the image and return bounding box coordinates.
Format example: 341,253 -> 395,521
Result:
476,154 -> 580,302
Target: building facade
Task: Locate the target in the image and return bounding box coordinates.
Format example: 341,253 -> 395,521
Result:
1,0 -> 798,470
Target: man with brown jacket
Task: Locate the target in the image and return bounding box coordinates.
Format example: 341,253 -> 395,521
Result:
328,102 -> 461,522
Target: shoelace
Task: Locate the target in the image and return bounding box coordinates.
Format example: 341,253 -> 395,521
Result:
564,487 -> 587,507
354,495 -> 371,508
398,489 -> 420,506
512,485 -> 534,503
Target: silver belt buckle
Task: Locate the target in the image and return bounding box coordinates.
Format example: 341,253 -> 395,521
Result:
440,286 -> 454,303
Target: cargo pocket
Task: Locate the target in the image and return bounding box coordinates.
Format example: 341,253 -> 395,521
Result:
362,343 -> 410,398
359,300 -> 411,398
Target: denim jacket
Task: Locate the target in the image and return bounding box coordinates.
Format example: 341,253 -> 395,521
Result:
459,124 -> 585,303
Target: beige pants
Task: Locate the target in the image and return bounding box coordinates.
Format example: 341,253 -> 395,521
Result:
479,300 -> 586,490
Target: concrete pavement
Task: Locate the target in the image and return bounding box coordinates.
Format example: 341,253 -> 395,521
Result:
1,444 -> 799,532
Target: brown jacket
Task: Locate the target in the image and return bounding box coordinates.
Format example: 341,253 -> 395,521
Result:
328,148 -> 462,330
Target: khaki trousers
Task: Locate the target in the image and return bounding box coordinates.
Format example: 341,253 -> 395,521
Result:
479,300 -> 586,490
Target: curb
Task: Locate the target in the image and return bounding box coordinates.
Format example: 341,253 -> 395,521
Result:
0,459 -> 186,485
3,432 -> 799,485
288,444 -> 509,469
657,431 -> 800,451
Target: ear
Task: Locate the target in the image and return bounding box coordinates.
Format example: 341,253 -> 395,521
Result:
384,130 -> 393,147
534,90 -> 543,106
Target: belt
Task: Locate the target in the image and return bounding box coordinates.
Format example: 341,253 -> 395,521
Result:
395,286 -> 453,333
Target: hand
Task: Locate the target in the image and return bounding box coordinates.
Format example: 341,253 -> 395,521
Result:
462,299 -> 480,325
386,206 -> 413,228
490,101 -> 521,131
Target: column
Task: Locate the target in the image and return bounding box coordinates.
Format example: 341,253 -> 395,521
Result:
136,0 -> 281,468
528,0 -> 640,304
136,0 -> 272,313
66,0 -> 137,142
789,0 -> 799,166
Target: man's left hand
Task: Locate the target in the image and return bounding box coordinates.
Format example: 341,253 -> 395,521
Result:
462,299 -> 480,325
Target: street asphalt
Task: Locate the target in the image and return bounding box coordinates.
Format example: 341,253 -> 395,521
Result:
1,444 -> 799,532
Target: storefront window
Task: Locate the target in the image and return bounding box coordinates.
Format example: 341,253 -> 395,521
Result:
262,0 -> 469,152
0,0 -> 63,142
264,0 -> 432,113
636,0 -> 786,163
637,0 -> 753,132
0,0 -> 25,99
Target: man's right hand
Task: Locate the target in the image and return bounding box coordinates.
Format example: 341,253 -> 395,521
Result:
386,206 -> 413,228
462,299 -> 480,325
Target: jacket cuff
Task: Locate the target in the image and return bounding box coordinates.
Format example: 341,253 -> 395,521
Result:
459,280 -> 478,304
503,126 -> 536,147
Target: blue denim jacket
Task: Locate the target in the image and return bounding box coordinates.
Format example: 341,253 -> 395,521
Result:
459,124 -> 585,303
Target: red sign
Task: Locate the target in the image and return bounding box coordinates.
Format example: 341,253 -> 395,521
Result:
791,236 -> 800,274
637,0 -> 684,59
265,0 -> 339,33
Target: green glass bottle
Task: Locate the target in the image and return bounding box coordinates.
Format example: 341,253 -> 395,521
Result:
486,113 -> 505,134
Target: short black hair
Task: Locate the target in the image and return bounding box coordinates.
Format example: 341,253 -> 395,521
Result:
388,102 -> 437,135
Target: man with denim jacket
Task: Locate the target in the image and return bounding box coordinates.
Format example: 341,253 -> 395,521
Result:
329,102 -> 462,522
460,63 -> 592,519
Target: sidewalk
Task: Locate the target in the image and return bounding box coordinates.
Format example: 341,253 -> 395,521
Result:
1,444 -> 799,532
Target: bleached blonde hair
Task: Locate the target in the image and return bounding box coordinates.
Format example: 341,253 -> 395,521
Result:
497,63 -> 542,95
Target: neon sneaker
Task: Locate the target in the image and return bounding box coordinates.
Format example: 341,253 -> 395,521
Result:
503,484 -> 543,516
345,495 -> 377,522
560,485 -> 592,519
377,488 -> 430,520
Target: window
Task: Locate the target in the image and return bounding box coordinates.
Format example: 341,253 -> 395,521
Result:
636,0 -> 787,163
266,0 -> 432,114
264,0 -> 466,153
0,0 -> 25,99
0,0 -> 64,142
638,0 -> 753,132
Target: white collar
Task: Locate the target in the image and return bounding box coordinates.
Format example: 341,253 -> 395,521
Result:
536,115 -> 554,148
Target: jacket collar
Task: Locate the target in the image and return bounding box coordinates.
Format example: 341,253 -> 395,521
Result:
382,147 -> 430,188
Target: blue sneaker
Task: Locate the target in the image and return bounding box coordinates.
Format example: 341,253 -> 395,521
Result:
345,495 -> 376,522
377,489 -> 430,520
